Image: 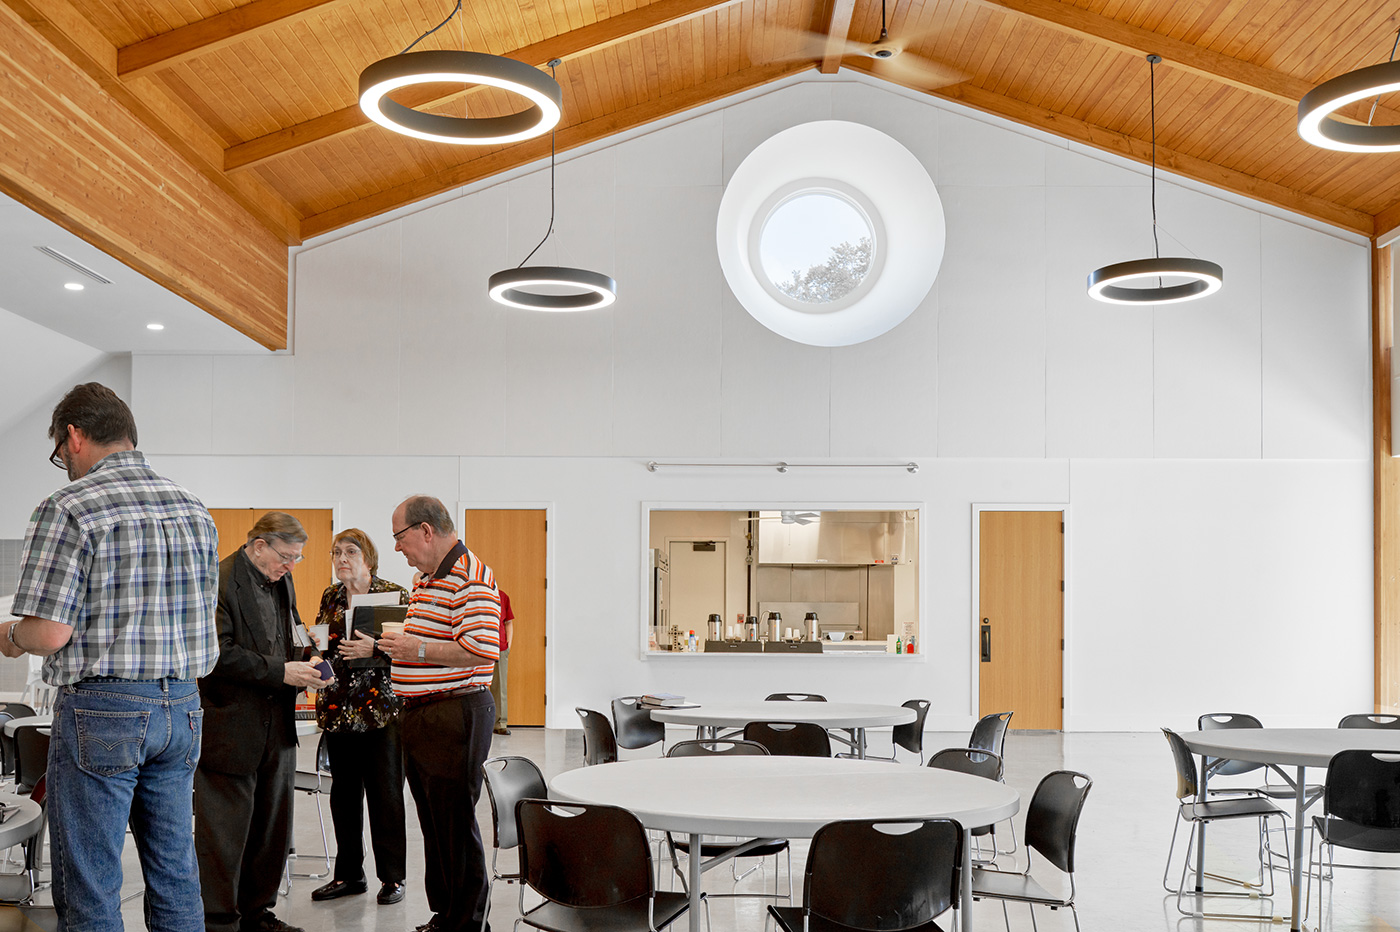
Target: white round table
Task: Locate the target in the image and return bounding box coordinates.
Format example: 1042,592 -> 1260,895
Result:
551,756 -> 1018,932
650,701 -> 915,758
1180,728 -> 1400,930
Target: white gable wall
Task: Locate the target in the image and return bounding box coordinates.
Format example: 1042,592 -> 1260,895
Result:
0,76 -> 1373,729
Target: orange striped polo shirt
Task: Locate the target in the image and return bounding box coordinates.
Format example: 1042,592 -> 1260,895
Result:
392,541 -> 501,698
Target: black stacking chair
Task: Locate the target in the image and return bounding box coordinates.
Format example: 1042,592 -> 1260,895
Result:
613,696 -> 666,753
841,699 -> 930,764
289,732 -> 332,880
11,725 -> 48,797
663,740 -> 790,901
481,756 -> 548,932
1307,749 -> 1400,922
576,707 -> 619,765
1338,713 -> 1400,729
0,774 -> 49,907
765,693 -> 827,702
768,818 -> 962,932
928,748 -> 1004,861
969,712 -> 1016,853
743,722 -> 831,757
1161,728 -> 1290,916
515,799 -> 698,932
972,770 -> 1092,932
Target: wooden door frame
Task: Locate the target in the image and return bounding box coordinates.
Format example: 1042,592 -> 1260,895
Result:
459,500 -> 554,721
970,503 -> 1071,728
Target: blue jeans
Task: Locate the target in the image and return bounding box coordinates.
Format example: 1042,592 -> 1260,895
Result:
48,678 -> 204,932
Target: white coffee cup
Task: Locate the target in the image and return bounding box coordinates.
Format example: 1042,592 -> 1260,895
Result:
380,621 -> 405,637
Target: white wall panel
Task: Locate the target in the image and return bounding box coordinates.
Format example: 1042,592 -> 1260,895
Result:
614,112 -> 723,188
1044,187 -> 1154,457
1261,216 -> 1371,459
612,186 -> 724,456
937,186 -> 1047,457
936,109 -> 1045,187
1152,185 -> 1263,458
721,82 -> 834,184
1066,459 -> 1372,729
0,307 -> 106,439
131,354 -> 213,454
210,355 -> 295,455
831,82 -> 938,170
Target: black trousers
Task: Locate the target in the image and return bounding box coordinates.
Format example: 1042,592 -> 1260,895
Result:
325,722 -> 407,883
402,689 -> 495,932
194,739 -> 295,932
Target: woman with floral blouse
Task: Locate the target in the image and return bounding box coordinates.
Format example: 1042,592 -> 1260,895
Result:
308,529 -> 409,906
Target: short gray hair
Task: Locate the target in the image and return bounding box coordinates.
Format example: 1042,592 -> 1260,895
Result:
246,511 -> 308,546
402,496 -> 454,536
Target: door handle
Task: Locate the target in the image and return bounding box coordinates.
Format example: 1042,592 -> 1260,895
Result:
980,619 -> 991,662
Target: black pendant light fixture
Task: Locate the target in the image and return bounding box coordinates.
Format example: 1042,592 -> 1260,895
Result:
359,1 -> 562,145
1087,54 -> 1223,306
488,62 -> 617,312
1298,26 -> 1400,152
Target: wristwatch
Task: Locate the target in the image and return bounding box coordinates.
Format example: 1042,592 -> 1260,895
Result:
417,641 -> 427,661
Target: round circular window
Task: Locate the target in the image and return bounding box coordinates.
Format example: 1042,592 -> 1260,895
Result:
717,121 -> 944,346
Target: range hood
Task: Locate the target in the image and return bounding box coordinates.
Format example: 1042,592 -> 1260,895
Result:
757,511 -> 916,566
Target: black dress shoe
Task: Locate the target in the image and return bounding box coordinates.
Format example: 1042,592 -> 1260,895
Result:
244,912 -> 306,932
412,917 -> 440,932
311,878 -> 368,901
493,726 -> 511,736
378,881 -> 406,905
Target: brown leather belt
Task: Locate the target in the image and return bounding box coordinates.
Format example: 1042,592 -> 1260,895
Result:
400,683 -> 487,712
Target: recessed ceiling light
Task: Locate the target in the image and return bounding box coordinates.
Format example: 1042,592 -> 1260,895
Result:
64,282 -> 84,291
146,323 -> 165,331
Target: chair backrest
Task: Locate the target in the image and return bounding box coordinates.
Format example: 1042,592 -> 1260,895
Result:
0,703 -> 36,719
1324,749 -> 1400,828
743,721 -> 831,757
315,731 -> 332,773
1339,713 -> 1400,729
575,708 -> 618,765
892,699 -> 931,754
927,747 -> 1003,782
1196,712 -> 1265,777
13,724 -> 49,795
765,693 -> 827,702
1024,770 -> 1093,875
667,739 -> 769,758
483,755 -> 547,850
969,711 -> 1013,759
803,819 -> 962,930
516,799 -> 653,908
1161,728 -> 1198,801
611,696 -> 666,750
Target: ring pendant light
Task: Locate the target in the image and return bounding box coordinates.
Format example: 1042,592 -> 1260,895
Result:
358,1 -> 562,145
488,62 -> 617,312
1087,55 -> 1223,306
1298,27 -> 1400,152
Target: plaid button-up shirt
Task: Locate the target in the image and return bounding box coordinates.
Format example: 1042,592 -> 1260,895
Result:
11,450 -> 220,685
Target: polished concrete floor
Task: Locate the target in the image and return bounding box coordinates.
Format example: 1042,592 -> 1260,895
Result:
3,728 -> 1399,932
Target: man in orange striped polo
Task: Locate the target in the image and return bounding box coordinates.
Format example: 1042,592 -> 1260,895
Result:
379,495 -> 501,932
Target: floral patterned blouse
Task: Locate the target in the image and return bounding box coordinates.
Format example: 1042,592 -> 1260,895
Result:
313,577 -> 409,733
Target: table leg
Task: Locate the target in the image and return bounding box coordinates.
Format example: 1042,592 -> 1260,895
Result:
855,727 -> 866,760
1195,753 -> 1208,893
960,827 -> 973,932
1289,766 -> 1305,932
688,831 -> 703,932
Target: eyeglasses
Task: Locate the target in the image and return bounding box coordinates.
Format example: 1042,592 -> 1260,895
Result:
330,547 -> 362,560
260,539 -> 304,566
391,523 -> 425,542
49,437 -> 66,470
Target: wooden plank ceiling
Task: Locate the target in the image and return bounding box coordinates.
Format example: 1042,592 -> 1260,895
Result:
6,0 -> 1400,345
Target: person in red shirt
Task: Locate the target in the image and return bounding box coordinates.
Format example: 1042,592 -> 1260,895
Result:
489,592 -> 514,736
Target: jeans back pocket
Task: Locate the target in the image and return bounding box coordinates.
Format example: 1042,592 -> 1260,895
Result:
75,710 -> 150,777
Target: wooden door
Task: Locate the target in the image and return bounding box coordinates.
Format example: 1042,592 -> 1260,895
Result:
207,508 -> 335,632
462,509 -> 547,727
978,511 -> 1063,730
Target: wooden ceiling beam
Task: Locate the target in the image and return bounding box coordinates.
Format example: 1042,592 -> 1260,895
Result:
301,59 -> 812,239
3,0 -> 302,245
845,58 -> 1374,235
0,1 -> 289,348
224,0 -> 745,173
821,0 -> 858,75
968,0 -> 1400,125
117,0 -> 346,79
1376,201 -> 1400,243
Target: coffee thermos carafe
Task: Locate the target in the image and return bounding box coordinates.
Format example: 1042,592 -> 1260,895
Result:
706,613 -> 723,642
804,611 -> 819,641
744,615 -> 759,641
765,611 -> 782,640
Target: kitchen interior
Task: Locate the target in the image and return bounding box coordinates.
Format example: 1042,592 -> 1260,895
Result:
646,508 -> 919,655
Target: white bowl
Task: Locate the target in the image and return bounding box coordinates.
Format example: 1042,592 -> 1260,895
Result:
827,631 -> 847,642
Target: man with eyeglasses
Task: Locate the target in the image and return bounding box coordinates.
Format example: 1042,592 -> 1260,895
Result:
3,382 -> 218,932
195,511 -> 330,932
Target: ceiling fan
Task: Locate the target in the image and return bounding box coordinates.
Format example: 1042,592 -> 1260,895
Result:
765,0 -> 965,89
745,511 -> 821,525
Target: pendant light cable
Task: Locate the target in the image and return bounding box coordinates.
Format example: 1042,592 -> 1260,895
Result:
402,0 -> 461,54
1367,26 -> 1400,126
519,62 -> 559,269
1149,54 -> 1160,263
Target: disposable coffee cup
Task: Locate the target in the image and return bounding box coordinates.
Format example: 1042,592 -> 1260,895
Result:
380,621 -> 405,637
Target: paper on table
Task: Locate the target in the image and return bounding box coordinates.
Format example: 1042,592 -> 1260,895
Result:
347,592 -> 400,637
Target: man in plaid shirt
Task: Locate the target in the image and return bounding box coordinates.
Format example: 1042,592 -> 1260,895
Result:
3,383 -> 219,932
